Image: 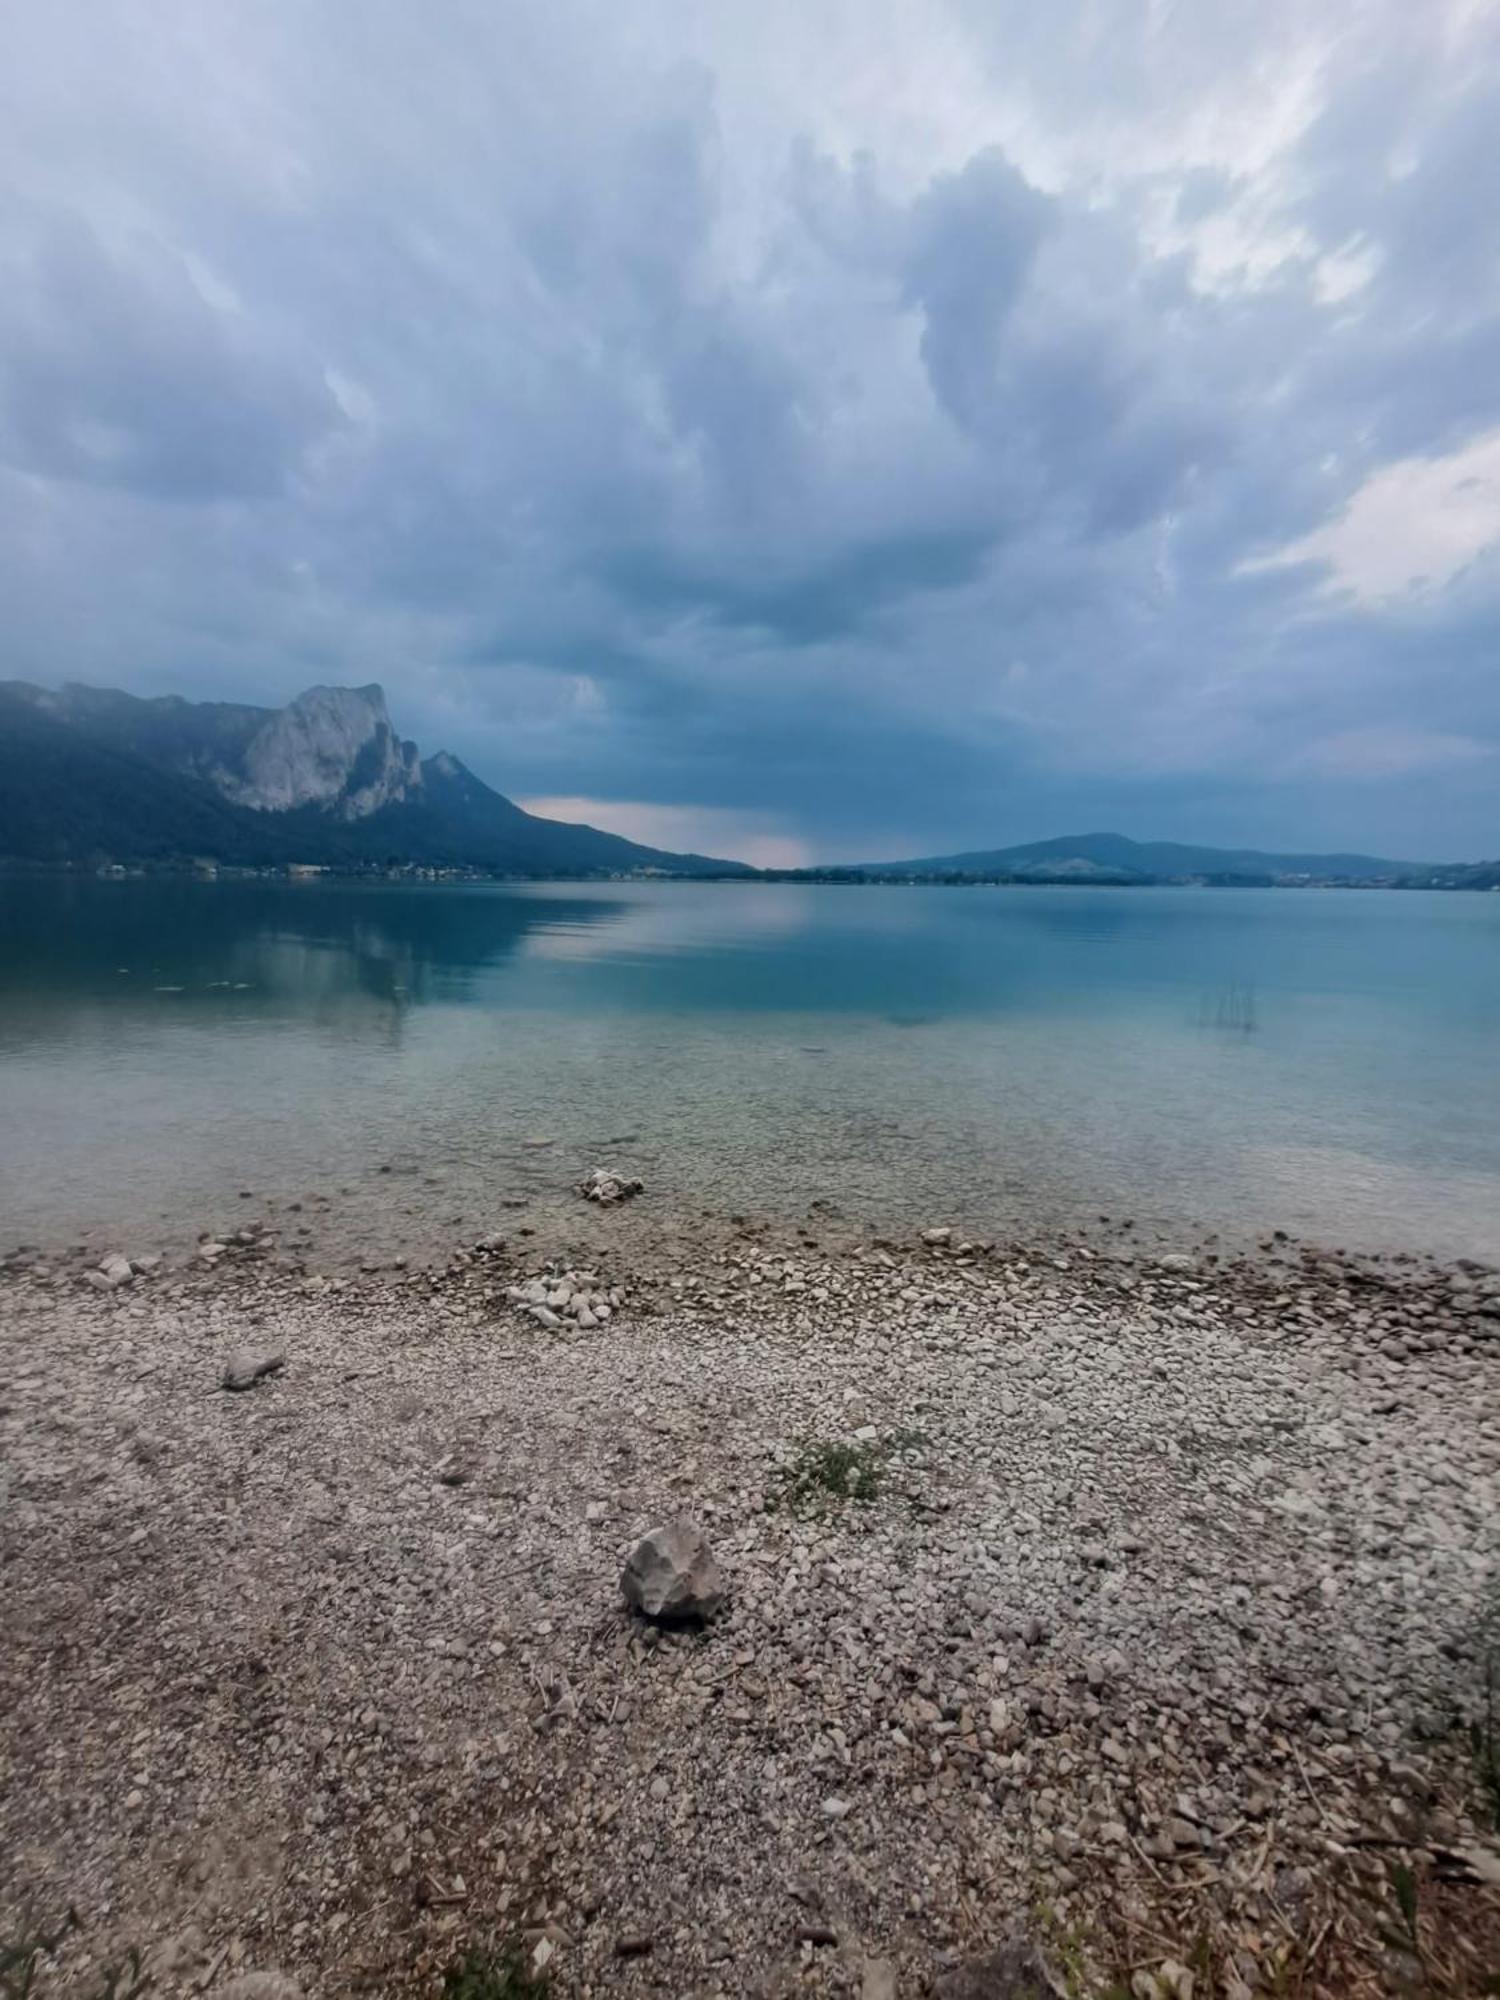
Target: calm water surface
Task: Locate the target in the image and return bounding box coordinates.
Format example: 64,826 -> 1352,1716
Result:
2,877 -> 1498,1263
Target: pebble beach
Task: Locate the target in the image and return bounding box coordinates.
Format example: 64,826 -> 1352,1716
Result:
3,1203 -> 1499,1998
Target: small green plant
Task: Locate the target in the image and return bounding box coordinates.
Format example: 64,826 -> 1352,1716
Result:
770,1437 -> 888,1514
86,1947 -> 149,2000
1032,1903 -> 1098,1999
1,1915 -> 148,2000
1472,1646 -> 1500,1833
1376,1858 -> 1422,1964
442,1942 -> 549,2000
1,1911 -> 80,2000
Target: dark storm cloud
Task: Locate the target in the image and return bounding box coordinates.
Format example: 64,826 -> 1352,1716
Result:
597,528 -> 994,644
1,0 -> 1498,860
902,151 -> 1054,432
0,216 -> 343,499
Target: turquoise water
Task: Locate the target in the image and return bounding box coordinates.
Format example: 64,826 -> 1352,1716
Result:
1,876 -> 1498,1262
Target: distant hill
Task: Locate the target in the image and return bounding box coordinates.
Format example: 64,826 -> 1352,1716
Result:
1402,858 -> 1500,890
4,684 -> 1484,887
855,830 -> 1420,884
0,680 -> 751,877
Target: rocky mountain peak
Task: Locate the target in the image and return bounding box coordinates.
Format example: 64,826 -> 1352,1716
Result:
0,675 -> 750,873
220,683 -> 423,819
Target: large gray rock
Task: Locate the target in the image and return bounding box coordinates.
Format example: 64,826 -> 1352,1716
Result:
221,1348 -> 286,1393
219,1974 -> 304,2000
621,1523 -> 725,1622
933,1934 -> 1061,2000
862,1962 -> 898,2000
579,1167 -> 644,1205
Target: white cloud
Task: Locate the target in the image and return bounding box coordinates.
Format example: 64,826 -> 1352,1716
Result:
1313,236 -> 1382,304
1246,428 -> 1500,603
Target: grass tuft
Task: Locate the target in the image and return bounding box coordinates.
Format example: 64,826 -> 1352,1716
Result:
1472,1645 -> 1500,1834
442,1942 -> 549,2000
0,1913 -> 146,2000
1,1911 -> 79,2000
770,1436 -> 889,1514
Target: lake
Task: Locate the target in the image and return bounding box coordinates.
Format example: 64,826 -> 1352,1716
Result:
1,876 -> 1497,1265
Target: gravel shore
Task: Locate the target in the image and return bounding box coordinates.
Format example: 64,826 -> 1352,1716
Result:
3,1212 -> 1499,1998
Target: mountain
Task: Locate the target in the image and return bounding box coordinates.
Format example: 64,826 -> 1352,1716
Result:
0,683 -> 316,867
855,831 -> 1418,883
214,684 -> 424,817
0,680 -> 750,876
1400,858 -> 1500,890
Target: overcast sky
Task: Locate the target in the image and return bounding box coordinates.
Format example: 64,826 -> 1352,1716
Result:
3,1 -> 1499,863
